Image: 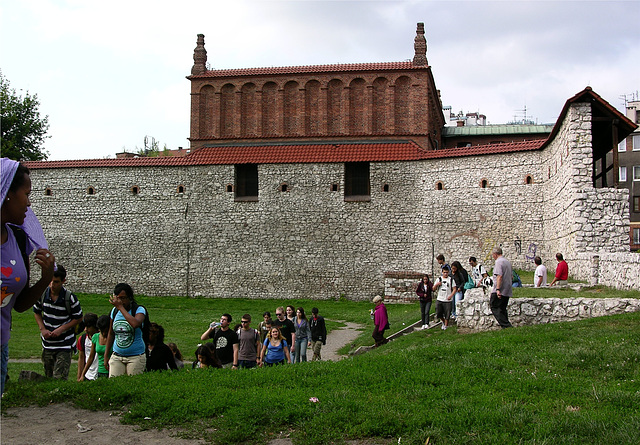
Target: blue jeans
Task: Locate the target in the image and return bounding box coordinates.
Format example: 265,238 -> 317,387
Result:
1,343 -> 9,395
238,359 -> 257,369
452,291 -> 464,317
294,338 -> 308,363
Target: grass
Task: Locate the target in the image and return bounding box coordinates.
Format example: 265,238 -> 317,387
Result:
3,287 -> 640,444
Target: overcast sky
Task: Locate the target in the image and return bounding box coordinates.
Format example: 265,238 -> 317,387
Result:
1,0 -> 638,161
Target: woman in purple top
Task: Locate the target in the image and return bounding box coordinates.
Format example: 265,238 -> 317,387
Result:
372,295 -> 389,347
1,158 -> 55,394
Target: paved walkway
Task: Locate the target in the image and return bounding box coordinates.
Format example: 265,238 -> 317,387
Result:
320,321 -> 365,361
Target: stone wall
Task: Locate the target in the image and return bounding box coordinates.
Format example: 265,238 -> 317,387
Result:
572,252 -> 640,290
26,101 -> 638,300
457,288 -> 640,331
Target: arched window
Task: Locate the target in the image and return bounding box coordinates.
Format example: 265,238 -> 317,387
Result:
435,181 -> 444,190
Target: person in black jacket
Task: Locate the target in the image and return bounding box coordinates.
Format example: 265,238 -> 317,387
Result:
146,323 -> 178,372
309,307 -> 327,361
416,274 -> 433,329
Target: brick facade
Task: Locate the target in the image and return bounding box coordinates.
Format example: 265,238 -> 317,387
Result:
187,29 -> 444,151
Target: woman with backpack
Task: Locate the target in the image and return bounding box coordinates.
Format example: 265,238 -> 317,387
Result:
1,159 -> 55,395
105,283 -> 147,377
260,326 -> 291,366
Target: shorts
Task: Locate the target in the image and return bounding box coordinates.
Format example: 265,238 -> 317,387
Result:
436,300 -> 452,320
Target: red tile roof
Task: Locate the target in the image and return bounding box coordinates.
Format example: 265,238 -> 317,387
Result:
423,139 -> 545,159
188,62 -> 428,79
187,142 -> 429,164
25,140 -> 545,170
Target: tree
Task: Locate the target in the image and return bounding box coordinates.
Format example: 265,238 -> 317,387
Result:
0,71 -> 50,161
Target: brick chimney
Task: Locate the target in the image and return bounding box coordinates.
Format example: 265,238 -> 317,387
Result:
191,34 -> 207,75
413,23 -> 428,66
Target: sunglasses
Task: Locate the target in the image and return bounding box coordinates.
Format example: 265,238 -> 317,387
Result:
241,320 -> 250,324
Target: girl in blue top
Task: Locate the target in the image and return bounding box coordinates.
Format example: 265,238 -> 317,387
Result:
260,326 -> 290,366
105,283 -> 147,377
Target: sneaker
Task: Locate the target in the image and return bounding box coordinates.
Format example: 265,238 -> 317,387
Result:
441,324 -> 445,330
422,324 -> 427,330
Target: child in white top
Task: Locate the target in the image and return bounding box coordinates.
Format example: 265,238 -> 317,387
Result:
432,268 -> 456,330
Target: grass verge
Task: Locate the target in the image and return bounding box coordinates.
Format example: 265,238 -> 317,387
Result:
3,290 -> 639,444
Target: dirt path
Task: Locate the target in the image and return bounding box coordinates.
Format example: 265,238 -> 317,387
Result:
1,321 -> 366,445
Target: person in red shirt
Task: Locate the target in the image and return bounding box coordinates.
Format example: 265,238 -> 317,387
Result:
550,253 -> 569,286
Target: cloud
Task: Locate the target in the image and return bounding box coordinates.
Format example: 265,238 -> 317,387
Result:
2,0 -> 637,160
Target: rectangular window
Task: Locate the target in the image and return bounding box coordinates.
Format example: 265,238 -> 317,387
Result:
634,166 -> 640,181
618,139 -> 626,152
344,162 -> 370,201
634,228 -> 640,245
634,196 -> 640,213
234,164 -> 258,201
634,135 -> 640,151
619,166 -> 627,182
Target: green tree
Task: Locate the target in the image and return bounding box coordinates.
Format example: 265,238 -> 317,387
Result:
0,71 -> 50,161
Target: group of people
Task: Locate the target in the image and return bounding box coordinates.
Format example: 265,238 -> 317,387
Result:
197,305 -> 327,369
414,250 -> 570,333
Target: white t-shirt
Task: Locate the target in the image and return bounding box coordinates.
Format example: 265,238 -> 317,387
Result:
472,264 -> 487,282
81,335 -> 98,380
436,276 -> 454,302
534,264 -> 548,287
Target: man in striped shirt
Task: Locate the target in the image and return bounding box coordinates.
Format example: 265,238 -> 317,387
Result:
33,265 -> 83,379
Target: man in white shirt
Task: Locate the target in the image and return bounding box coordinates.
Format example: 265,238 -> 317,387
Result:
534,256 -> 547,287
468,256 -> 488,287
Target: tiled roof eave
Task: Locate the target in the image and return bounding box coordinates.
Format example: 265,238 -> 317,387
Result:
423,140 -> 545,159
188,62 -> 430,79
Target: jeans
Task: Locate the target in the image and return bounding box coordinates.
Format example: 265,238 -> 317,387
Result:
452,291 -> 464,317
238,359 -> 257,369
294,338 -> 308,363
419,300 -> 432,325
1,343 -> 8,395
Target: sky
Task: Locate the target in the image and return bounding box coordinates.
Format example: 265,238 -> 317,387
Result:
1,0 -> 638,161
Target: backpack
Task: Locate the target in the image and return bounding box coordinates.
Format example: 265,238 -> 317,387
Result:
111,301 -> 150,350
39,287 -> 84,336
236,327 -> 260,344
463,271 -> 476,290
9,225 -> 29,282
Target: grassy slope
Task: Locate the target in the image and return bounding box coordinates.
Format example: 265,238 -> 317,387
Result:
3,288 -> 639,444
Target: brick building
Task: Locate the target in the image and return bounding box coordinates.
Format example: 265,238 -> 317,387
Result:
617,99 -> 640,250
188,24 -> 444,154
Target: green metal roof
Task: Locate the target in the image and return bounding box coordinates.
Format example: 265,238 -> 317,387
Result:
443,124 -> 553,137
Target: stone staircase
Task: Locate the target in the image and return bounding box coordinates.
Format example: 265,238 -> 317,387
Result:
351,313 -> 444,356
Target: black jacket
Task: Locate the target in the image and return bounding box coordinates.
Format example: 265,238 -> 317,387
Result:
309,316 -> 327,344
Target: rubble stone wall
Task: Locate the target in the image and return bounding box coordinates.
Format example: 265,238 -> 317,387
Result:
457,288 -> 640,331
